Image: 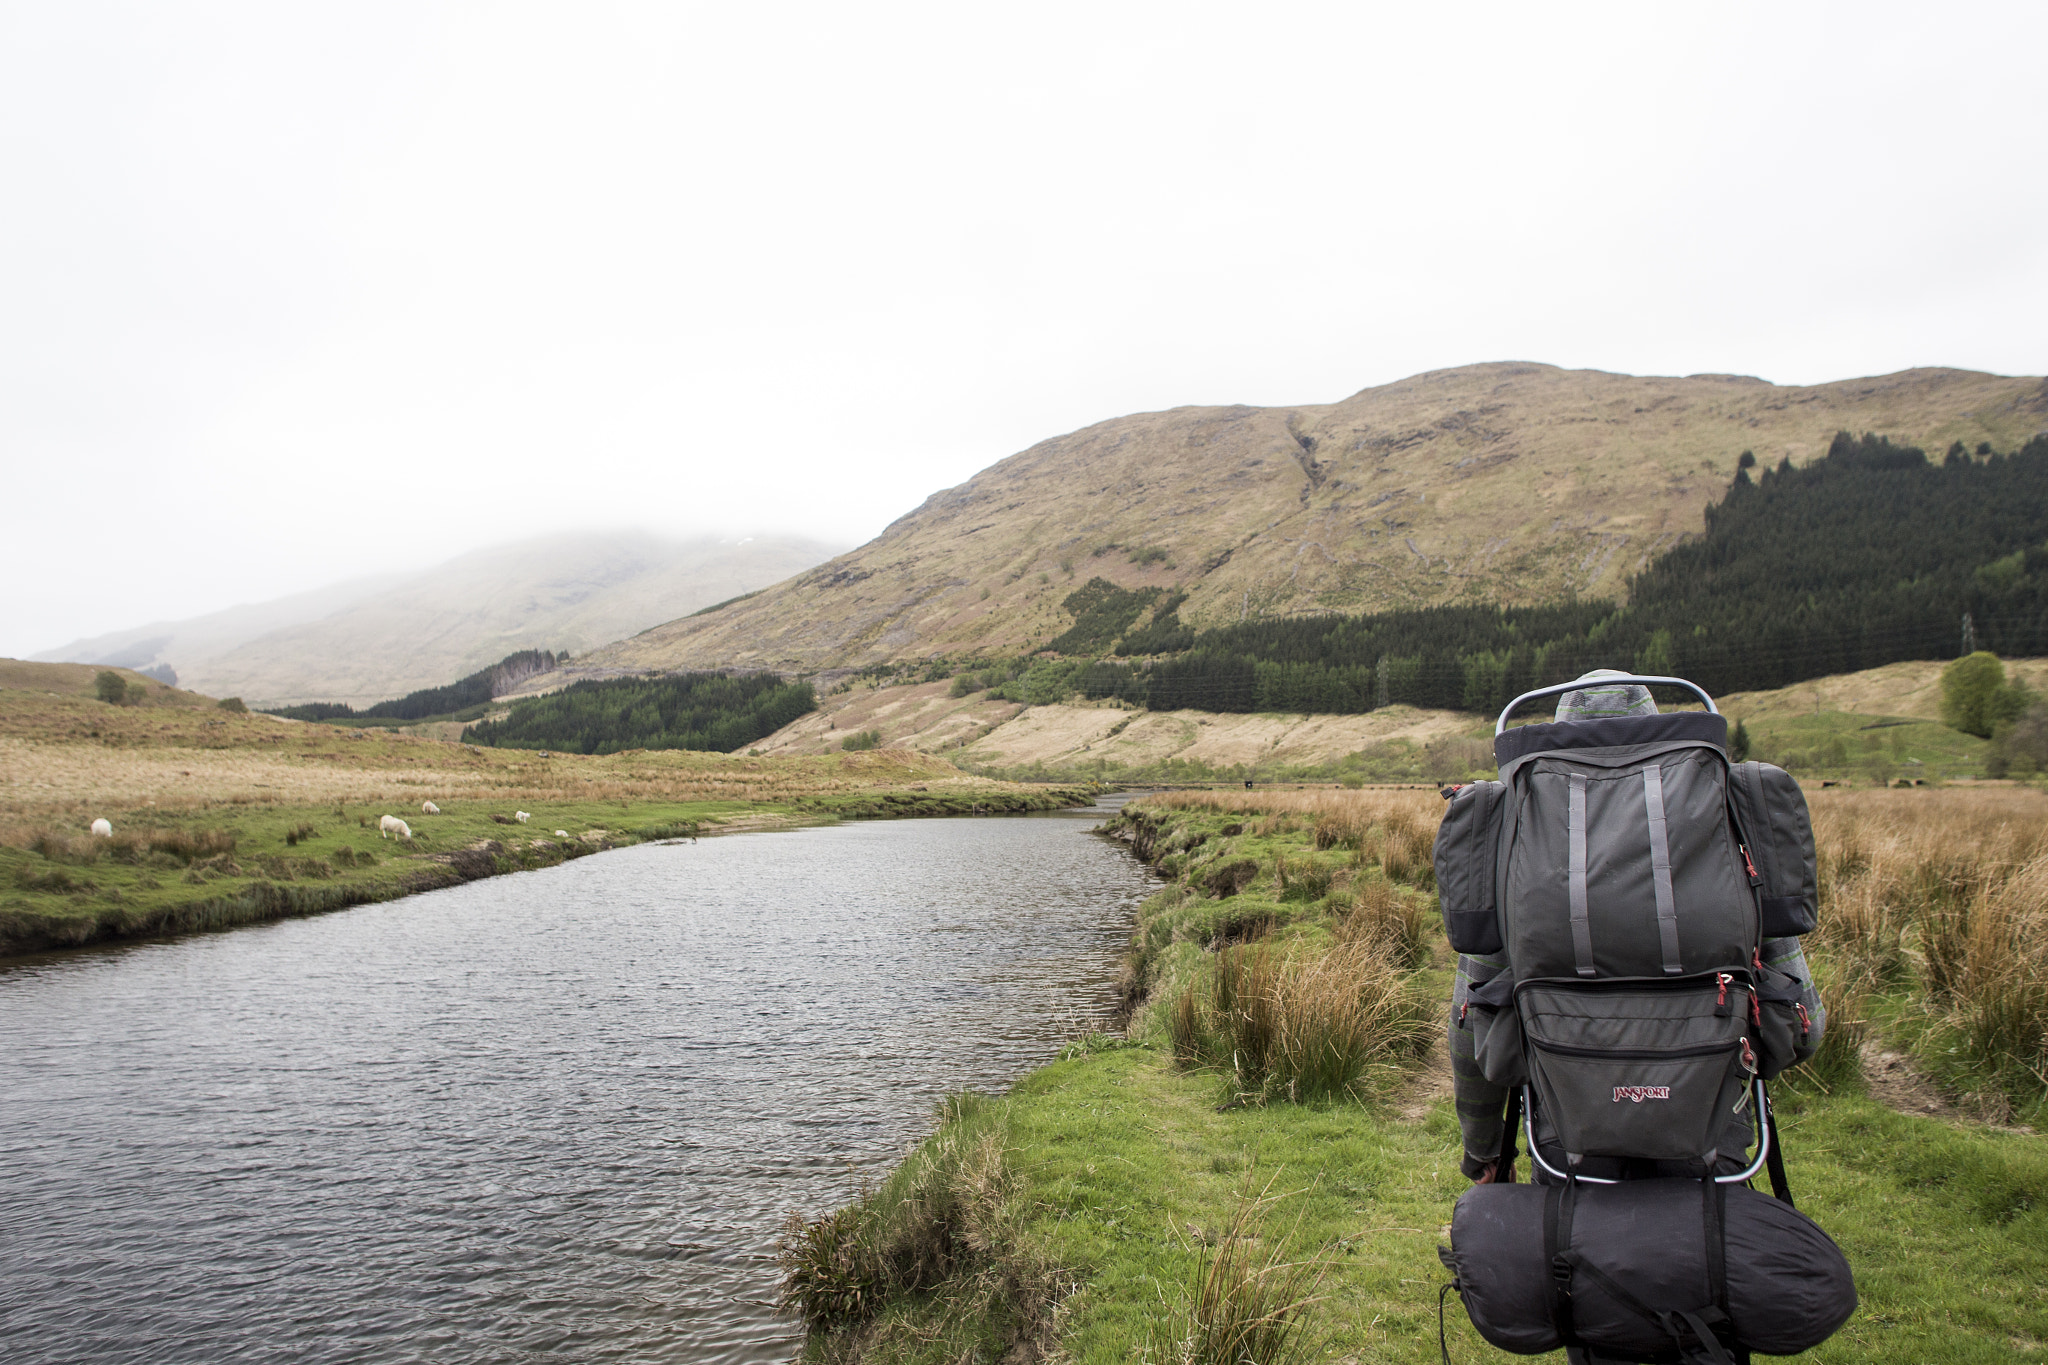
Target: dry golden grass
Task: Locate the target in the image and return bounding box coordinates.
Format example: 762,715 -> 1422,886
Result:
1806,787 -> 2048,1112
1149,787 -> 1444,888
0,687 -> 1061,839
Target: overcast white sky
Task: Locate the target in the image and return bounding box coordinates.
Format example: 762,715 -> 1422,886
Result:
4,0 -> 2044,657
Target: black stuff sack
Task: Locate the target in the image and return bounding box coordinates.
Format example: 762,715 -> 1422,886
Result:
1442,1179 -> 1855,1360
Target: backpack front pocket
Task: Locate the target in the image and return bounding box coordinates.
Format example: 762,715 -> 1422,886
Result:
1518,975 -> 1755,1163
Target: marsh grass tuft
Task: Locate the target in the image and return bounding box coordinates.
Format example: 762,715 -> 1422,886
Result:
778,1092 -> 1069,1353
1334,879 -> 1432,969
1166,1177 -> 1331,1365
1174,943 -> 1432,1104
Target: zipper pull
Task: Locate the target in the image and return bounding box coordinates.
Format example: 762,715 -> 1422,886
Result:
1740,844 -> 1762,885
1751,995 -> 1762,1027
1741,1037 -> 1757,1073
1795,1002 -> 1811,1038
1714,972 -> 1732,1015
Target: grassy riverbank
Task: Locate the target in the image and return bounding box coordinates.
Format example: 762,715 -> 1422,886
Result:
0,668 -> 1091,957
781,787 -> 2048,1363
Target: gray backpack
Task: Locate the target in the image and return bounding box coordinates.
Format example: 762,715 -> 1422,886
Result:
1434,677 -> 1846,1364
1434,675 -> 1818,1179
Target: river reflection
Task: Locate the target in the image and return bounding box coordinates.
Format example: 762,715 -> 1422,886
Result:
0,799 -> 1153,1363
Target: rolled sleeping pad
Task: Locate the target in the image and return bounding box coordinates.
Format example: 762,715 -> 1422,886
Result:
1443,1179 -> 1855,1358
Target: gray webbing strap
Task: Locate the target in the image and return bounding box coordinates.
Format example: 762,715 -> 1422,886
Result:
1567,772 -> 1594,976
1642,766 -> 1682,974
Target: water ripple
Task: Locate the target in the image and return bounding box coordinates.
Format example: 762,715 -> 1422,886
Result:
0,802 -> 1153,1363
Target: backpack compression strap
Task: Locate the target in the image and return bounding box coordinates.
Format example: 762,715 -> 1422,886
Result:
1763,1086 -> 1794,1206
1495,1087 -> 1522,1183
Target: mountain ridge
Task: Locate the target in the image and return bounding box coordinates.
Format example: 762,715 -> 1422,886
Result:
567,362 -> 2046,678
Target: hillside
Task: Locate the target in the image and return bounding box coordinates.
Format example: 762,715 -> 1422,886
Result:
35,532 -> 842,708
570,363 -> 2046,676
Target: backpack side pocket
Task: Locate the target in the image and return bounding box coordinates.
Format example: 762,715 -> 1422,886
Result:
1753,961 -> 1817,1077
1435,781 -> 1506,954
1464,970 -> 1527,1087
1730,761 -> 1818,937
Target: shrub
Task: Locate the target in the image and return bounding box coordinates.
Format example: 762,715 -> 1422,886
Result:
1940,652 -> 2028,739
841,729 -> 883,752
94,670 -> 127,704
949,672 -> 983,698
217,697 -> 248,713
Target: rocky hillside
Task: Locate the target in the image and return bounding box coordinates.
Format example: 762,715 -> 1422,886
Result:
36,532 -> 842,708
574,363 -> 2046,676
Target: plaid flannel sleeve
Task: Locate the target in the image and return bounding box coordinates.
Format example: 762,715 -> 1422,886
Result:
1450,950 -> 1512,1178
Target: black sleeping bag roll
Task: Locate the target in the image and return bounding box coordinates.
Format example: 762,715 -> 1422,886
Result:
1444,1180 -> 1856,1358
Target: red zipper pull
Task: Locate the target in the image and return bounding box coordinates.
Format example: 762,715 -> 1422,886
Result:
1741,1038 -> 1757,1072
1716,973 -> 1730,1007
1740,844 -> 1761,883
1752,995 -> 1762,1026
1796,1002 -> 1811,1037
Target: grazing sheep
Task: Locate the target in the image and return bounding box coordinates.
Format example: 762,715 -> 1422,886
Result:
379,815 -> 413,840
554,829 -> 569,838
515,811 -> 530,824
90,818 -> 112,837
421,800 -> 440,815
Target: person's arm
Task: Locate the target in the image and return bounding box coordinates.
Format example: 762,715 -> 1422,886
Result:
1450,950 -> 1512,1179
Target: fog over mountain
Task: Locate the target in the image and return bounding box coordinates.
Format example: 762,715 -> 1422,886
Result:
34,532 -> 842,707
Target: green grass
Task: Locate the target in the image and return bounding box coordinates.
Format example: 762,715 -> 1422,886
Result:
0,784 -> 1091,958
1735,710 -> 1993,785
810,1052 -> 2046,1363
786,793 -> 2048,1362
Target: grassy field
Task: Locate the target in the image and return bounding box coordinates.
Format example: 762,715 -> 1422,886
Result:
0,662 -> 1091,956
782,786 -> 2048,1363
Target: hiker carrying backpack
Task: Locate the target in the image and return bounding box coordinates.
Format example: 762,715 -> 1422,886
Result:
1433,671 -> 1856,1365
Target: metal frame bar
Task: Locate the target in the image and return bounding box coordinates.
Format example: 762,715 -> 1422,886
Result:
1495,675 -> 1719,735
1521,1081 -> 1770,1185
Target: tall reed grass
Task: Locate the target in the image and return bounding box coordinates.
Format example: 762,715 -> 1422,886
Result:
1168,943 -> 1433,1104
1165,1180 -> 1330,1365
1806,788 -> 2048,1115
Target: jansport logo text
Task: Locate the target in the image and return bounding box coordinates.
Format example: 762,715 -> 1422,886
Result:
1613,1085 -> 1671,1103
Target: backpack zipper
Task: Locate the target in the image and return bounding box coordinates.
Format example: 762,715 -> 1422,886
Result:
1530,1038 -> 1742,1061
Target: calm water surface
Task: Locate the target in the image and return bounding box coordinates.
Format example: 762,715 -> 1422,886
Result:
0,800 -> 1154,1363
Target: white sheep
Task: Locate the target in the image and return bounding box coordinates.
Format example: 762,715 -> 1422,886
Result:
421,800 -> 440,815
90,818 -> 112,837
379,815 -> 413,840
515,811 -> 531,824
554,829 -> 569,838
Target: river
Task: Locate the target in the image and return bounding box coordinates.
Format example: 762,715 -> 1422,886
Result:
0,798 -> 1154,1363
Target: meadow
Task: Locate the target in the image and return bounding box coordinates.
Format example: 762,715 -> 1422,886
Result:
781,785 -> 2048,1364
0,669 -> 1090,956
